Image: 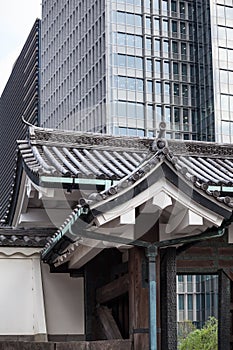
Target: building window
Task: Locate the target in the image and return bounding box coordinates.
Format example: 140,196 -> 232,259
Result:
181,43 -> 187,58
146,59 -> 152,72
172,41 -> 178,56
162,0 -> 168,12
173,62 -> 179,77
183,109 -> 189,130
115,33 -> 143,48
153,0 -> 159,11
115,11 -> 142,27
155,60 -> 161,74
115,76 -> 144,91
146,37 -> 152,50
147,80 -> 153,93
163,61 -> 170,76
163,40 -> 169,55
154,39 -> 161,53
114,54 -> 143,70
162,20 -> 168,34
156,105 -> 162,122
164,82 -> 170,95
117,54 -> 126,66
178,275 -> 184,282
147,104 -> 153,120
174,83 -> 179,96
154,18 -> 160,32
155,81 -> 161,94
182,64 -> 187,80
196,294 -> 200,310
165,106 -> 171,125
146,17 -> 151,30
180,22 -> 186,36
119,127 -> 145,137
171,1 -> 176,13
172,21 -> 177,36
178,295 -> 184,310
188,294 -> 193,310
118,101 -> 127,117
180,2 -> 185,17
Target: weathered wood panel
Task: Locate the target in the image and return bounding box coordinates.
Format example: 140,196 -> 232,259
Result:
129,247 -> 149,350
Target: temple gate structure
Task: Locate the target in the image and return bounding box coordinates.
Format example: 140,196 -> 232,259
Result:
0,123 -> 233,349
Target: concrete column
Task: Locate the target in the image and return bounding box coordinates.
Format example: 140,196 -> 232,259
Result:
218,270 -> 231,350
160,247 -> 177,350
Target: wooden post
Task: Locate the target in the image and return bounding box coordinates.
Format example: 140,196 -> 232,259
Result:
128,247 -> 149,349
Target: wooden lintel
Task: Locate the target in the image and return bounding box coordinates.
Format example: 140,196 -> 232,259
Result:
96,274 -> 129,304
97,306 -> 122,339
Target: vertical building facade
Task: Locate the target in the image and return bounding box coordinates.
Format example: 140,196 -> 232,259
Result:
210,0 -> 233,143
0,19 -> 40,224
177,275 -> 218,329
41,0 -> 222,141
41,0 -> 107,132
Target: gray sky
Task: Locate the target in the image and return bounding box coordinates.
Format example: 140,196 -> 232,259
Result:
0,0 -> 41,95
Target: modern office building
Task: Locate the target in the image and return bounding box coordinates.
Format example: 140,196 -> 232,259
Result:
177,275 -> 218,329
0,19 -> 40,224
210,1 -> 233,143
40,0 -> 233,142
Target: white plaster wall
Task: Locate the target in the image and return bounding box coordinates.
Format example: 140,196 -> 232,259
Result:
0,249 -> 46,335
41,263 -> 84,335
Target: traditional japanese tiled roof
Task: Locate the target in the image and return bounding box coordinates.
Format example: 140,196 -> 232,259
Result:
18,126 -> 151,181
2,123 -> 233,259
17,125 -> 233,206
0,227 -> 54,247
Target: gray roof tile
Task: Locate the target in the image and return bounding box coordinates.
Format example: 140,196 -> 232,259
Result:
0,227 -> 54,247
16,127 -> 233,206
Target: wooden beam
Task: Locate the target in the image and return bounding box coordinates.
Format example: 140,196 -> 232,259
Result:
96,274 -> 129,304
97,306 -> 122,339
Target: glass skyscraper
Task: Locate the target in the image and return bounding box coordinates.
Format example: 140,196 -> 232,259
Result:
40,0 -> 233,141
210,1 -> 233,143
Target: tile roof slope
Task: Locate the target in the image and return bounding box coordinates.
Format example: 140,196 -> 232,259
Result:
18,125 -> 233,204
0,227 -> 54,247
18,126 -> 151,180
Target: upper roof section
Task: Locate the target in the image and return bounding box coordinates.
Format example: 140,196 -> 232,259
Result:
17,124 -> 233,209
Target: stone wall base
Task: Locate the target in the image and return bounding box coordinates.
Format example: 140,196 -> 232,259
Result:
0,340 -> 132,350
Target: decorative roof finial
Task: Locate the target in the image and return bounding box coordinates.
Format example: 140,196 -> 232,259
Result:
158,121 -> 166,139
21,115 -> 34,127
151,122 -> 168,152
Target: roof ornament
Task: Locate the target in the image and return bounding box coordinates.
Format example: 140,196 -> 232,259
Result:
21,115 -> 35,127
151,122 -> 168,153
